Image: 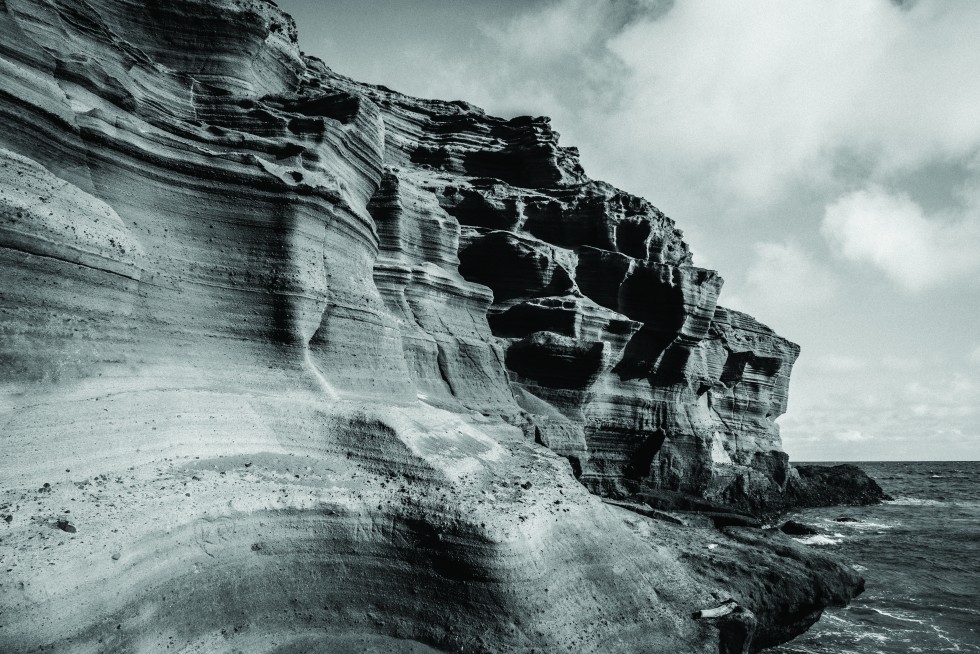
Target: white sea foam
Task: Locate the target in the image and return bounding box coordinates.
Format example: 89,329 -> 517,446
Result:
885,496 -> 944,507
938,603 -> 980,617
834,519 -> 898,531
795,534 -> 844,546
931,624 -> 965,651
871,607 -> 927,625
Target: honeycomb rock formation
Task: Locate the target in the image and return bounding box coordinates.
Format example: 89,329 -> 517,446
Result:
1,1 -> 862,652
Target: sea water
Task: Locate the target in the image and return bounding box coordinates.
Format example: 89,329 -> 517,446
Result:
770,461 -> 980,653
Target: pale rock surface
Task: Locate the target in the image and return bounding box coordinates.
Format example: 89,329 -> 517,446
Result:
0,1 -> 862,652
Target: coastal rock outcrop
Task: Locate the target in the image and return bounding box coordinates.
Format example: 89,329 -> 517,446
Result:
786,464 -> 890,508
1,1 -> 865,652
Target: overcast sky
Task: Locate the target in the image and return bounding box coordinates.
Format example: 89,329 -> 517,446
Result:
277,0 -> 980,461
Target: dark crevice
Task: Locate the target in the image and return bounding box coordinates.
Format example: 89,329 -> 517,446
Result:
624,429 -> 668,481
435,344 -> 456,397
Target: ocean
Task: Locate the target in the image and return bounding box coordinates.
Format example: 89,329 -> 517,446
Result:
770,461 -> 980,653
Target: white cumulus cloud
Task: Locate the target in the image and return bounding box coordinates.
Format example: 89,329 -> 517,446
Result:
821,186 -> 980,291
835,430 -> 870,443
594,0 -> 980,211
725,241 -> 837,324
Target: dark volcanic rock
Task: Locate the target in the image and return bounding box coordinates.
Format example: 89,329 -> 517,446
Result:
692,600 -> 757,654
55,519 -> 77,534
0,1 -> 864,652
706,513 -> 763,529
780,520 -> 819,536
787,464 -> 891,508
682,527 -> 866,651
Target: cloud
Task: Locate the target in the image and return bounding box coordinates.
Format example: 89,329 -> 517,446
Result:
351,0 -> 658,120
585,0 -> 980,211
306,1 -> 980,224
724,241 -> 837,320
882,355 -> 922,372
835,430 -> 870,443
970,346 -> 980,367
811,355 -> 866,373
821,186 -> 980,291
389,0 -> 980,276
780,365 -> 980,460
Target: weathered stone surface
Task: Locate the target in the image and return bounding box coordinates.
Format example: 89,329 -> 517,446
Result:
781,520 -> 820,536
679,526 -> 865,651
786,464 -> 891,508
0,1 -> 866,652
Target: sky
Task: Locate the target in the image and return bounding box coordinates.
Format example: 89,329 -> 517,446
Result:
276,0 -> 980,461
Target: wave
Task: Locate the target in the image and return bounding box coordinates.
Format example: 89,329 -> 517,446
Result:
826,518 -> 898,530
937,603 -> 980,617
795,534 -> 844,546
868,607 -> 928,625
848,522 -> 896,530
884,496 -> 945,507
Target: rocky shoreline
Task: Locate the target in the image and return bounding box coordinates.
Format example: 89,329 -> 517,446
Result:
0,1 -> 881,651
788,464 -> 893,509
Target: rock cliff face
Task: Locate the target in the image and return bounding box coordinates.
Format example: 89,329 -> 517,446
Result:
327,71 -> 802,512
1,1 -> 862,652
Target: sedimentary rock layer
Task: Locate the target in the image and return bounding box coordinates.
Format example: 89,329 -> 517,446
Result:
338,80 -> 802,510
1,1 -> 861,652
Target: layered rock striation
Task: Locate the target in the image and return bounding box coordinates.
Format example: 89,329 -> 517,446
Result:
328,70 -> 803,512
1,1 -> 868,652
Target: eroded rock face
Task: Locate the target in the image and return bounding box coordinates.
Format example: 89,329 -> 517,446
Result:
1,1 -> 861,652
787,464 -> 891,508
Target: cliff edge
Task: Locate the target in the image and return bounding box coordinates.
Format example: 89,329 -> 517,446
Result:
0,1 -> 869,651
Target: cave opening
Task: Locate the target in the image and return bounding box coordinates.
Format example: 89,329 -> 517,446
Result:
616,218 -> 650,260
625,429 -> 669,481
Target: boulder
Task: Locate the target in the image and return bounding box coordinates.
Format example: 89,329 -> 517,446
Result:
781,521 -> 819,536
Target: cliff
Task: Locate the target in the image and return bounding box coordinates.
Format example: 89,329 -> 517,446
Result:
327,65 -> 803,514
0,1 -> 866,652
